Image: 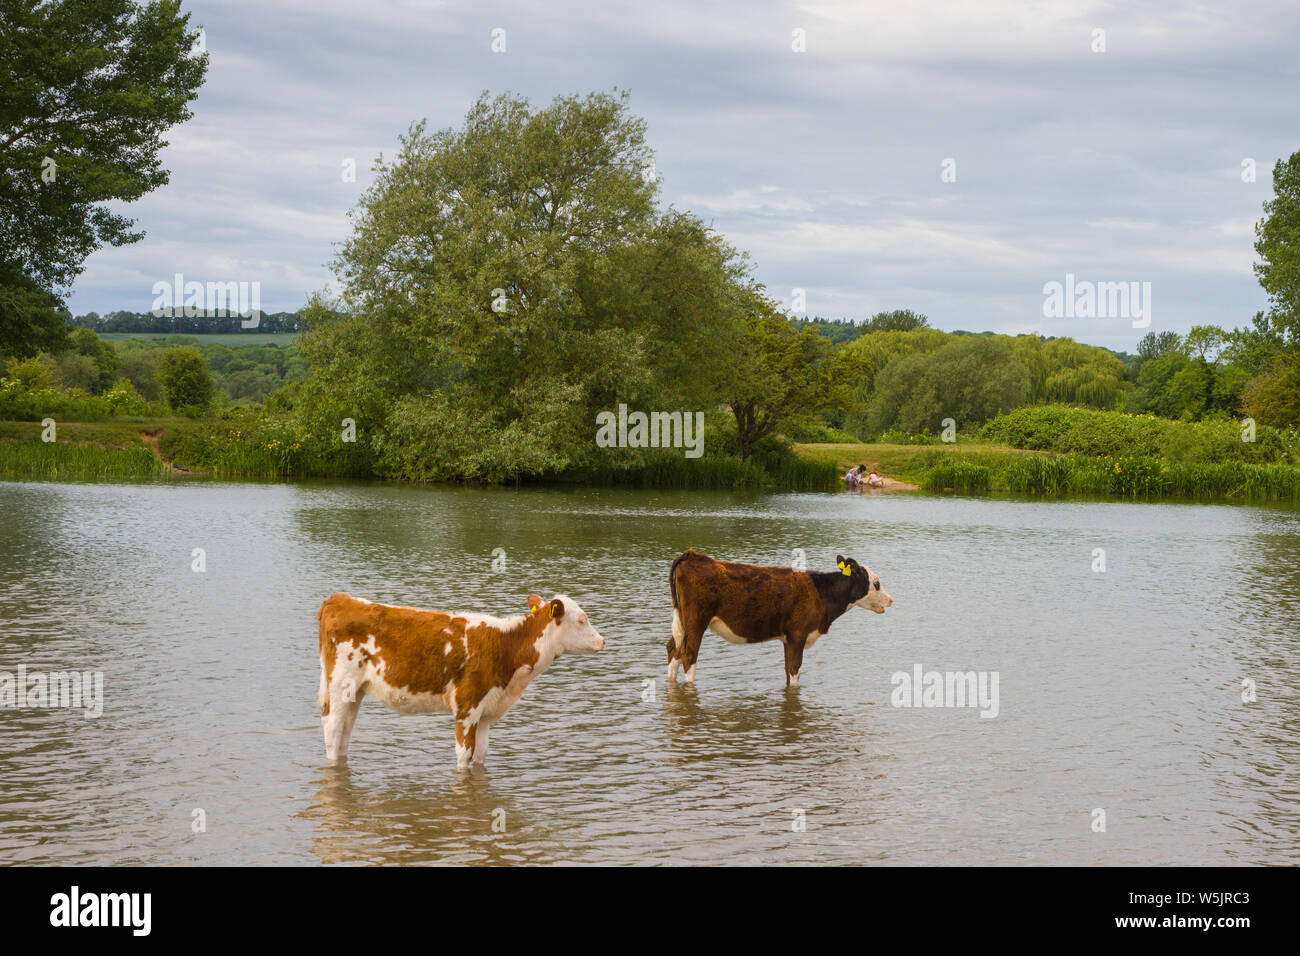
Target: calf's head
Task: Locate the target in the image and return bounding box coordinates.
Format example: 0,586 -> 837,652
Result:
528,594 -> 605,653
835,554 -> 893,614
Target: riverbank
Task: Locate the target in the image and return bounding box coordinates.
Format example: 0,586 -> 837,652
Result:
792,441 -> 1043,490
0,418 -> 841,491
794,440 -> 1300,503
6,419 -> 1300,504
0,418 -> 178,481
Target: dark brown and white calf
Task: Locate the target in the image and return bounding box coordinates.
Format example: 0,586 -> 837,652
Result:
318,593 -> 604,769
667,550 -> 892,686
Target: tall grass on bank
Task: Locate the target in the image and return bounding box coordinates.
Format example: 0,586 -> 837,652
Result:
158,419 -> 371,479
0,439 -> 171,482
920,460 -> 991,494
922,451 -> 1300,502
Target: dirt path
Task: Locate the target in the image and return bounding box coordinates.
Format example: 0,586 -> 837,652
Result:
140,429 -> 200,476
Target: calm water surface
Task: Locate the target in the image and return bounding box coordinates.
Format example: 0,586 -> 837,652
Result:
1,480 -> 1298,865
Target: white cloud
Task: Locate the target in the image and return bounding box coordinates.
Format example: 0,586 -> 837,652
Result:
62,0 -> 1295,350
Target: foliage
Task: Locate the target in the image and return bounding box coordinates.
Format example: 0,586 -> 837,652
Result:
1254,151 -> 1300,345
920,460 -> 991,494
930,452 -> 1300,502
0,374 -> 112,420
157,345 -> 214,414
0,436 -> 168,481
0,0 -> 207,353
866,335 -> 1030,435
67,327 -> 119,392
980,404 -> 1294,464
298,90 -> 753,483
1240,354 -> 1300,427
1010,336 -> 1127,408
863,309 -> 930,333
787,316 -> 865,345
0,262 -> 67,357
725,290 -> 845,460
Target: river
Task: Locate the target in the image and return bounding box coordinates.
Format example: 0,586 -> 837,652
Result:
1,480 -> 1297,864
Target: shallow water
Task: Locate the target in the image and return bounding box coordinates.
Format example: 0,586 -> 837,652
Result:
1,480 -> 1297,865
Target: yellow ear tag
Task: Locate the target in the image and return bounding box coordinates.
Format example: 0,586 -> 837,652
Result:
838,561 -> 851,576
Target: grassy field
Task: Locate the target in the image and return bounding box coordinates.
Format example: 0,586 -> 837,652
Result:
0,417 -> 181,446
97,332 -> 300,346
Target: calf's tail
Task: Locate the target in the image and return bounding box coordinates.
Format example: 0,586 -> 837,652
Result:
668,548 -> 697,611
317,598 -> 336,716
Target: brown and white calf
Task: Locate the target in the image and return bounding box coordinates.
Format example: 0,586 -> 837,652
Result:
318,593 -> 605,769
667,550 -> 892,686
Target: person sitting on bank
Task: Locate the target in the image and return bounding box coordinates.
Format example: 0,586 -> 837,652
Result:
866,470 -> 884,488
844,464 -> 865,487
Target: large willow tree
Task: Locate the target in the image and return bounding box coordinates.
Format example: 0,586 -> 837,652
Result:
300,90 -> 748,481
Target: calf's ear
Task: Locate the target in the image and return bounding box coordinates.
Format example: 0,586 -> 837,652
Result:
527,594 -> 543,610
548,598 -> 565,620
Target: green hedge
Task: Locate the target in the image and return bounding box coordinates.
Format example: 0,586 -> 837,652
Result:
981,405 -> 1295,464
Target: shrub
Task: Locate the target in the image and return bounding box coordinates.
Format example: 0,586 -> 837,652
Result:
981,405 -> 1294,464
158,346 -> 215,414
6,356 -> 53,391
0,376 -> 113,421
103,378 -> 151,415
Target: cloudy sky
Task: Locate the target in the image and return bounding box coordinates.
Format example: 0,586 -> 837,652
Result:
68,0 -> 1299,351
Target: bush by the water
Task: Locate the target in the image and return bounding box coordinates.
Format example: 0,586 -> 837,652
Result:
981,405 -> 1295,464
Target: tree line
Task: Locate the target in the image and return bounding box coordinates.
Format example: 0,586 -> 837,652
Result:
67,311 -> 303,334
2,0 -> 1298,488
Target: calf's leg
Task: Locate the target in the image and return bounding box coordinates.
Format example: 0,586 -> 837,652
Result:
667,607 -> 684,681
322,684 -> 363,764
454,719 -> 478,771
472,722 -> 492,766
680,610 -> 709,683
783,635 -> 807,687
